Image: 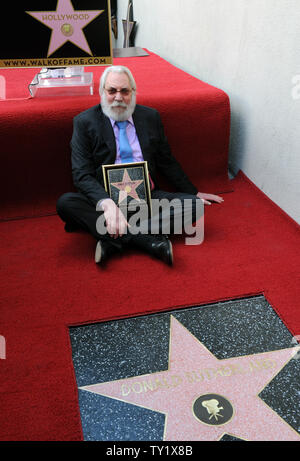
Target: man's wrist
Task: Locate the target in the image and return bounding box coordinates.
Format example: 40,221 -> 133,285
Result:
96,198 -> 115,211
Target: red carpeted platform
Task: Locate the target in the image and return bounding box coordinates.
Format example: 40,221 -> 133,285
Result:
0,50 -> 231,221
0,51 -> 299,441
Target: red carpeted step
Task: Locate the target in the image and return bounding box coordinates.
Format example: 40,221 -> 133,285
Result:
0,50 -> 231,220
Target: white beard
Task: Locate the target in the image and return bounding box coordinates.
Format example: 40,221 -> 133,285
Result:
101,92 -> 136,121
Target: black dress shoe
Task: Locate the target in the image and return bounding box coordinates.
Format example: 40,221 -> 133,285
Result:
133,234 -> 173,266
151,235 -> 173,266
95,240 -> 121,264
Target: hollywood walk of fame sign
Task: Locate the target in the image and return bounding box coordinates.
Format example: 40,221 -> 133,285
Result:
0,0 -> 112,68
102,161 -> 152,217
79,316 -> 300,441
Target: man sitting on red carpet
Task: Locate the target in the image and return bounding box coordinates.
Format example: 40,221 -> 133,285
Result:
56,65 -> 223,265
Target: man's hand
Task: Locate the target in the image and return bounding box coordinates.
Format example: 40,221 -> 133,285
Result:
197,192 -> 224,205
101,199 -> 129,238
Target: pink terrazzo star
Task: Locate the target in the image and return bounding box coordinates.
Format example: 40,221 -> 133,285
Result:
80,316 -> 300,441
111,169 -> 144,204
26,0 -> 104,56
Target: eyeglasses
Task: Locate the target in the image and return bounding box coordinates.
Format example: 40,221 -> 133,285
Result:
104,87 -> 132,96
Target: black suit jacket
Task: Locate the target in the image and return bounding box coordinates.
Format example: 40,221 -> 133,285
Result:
71,104 -> 198,206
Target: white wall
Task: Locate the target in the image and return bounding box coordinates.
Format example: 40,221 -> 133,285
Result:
115,0 -> 300,224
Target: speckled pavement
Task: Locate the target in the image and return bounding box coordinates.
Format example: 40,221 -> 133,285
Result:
69,295 -> 300,441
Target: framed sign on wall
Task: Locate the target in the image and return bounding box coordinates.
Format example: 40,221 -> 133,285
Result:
0,0 -> 113,68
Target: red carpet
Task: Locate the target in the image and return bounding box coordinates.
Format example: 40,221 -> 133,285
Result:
0,171 -> 299,440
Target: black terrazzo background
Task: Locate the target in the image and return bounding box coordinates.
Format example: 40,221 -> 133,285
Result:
69,295 -> 300,441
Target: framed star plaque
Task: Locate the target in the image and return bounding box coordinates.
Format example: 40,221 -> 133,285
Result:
102,161 -> 152,217
0,0 -> 113,68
